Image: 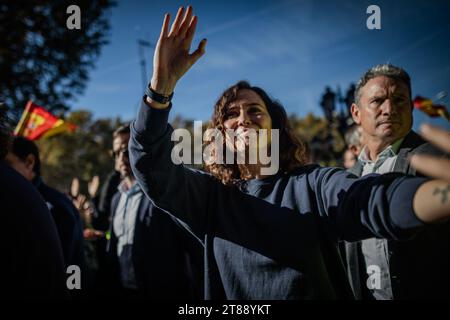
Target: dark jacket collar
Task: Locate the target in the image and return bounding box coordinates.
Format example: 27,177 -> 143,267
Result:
32,175 -> 43,188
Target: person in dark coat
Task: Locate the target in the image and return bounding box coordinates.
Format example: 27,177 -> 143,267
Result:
6,137 -> 85,276
0,107 -> 68,298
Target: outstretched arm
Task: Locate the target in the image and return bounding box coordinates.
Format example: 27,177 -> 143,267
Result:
130,6 -> 211,239
315,132 -> 449,241
411,124 -> 450,223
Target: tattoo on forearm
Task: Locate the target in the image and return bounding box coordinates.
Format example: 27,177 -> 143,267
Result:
433,184 -> 450,204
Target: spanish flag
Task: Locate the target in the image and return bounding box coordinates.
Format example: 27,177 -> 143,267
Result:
14,101 -> 77,140
413,96 -> 450,121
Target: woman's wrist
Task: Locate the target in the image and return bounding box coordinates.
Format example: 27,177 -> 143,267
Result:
150,77 -> 176,96
145,96 -> 170,109
145,77 -> 176,109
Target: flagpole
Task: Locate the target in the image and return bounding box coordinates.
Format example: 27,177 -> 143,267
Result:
438,108 -> 450,121
14,100 -> 33,136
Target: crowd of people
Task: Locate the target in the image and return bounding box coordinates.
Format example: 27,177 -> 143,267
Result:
1,6 -> 449,300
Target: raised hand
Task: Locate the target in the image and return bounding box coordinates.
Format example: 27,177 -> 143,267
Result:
88,175 -> 100,199
74,194 -> 95,227
70,177 -> 80,199
150,6 -> 207,99
73,194 -> 86,212
410,124 -> 450,181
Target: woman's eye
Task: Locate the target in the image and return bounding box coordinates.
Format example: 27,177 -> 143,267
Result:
225,112 -> 238,119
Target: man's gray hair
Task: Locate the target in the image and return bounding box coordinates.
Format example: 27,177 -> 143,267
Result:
344,124 -> 361,147
354,64 -> 412,105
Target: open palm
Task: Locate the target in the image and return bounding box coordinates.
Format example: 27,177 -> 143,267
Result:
151,6 -> 207,95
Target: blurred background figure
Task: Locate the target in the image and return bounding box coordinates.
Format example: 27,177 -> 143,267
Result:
94,169 -> 121,231
71,174 -> 122,297
0,106 -> 68,298
106,124 -> 204,299
5,136 -> 85,297
343,124 -> 365,169
66,125 -> 125,296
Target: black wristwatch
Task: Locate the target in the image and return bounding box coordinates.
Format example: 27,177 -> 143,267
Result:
145,86 -> 174,104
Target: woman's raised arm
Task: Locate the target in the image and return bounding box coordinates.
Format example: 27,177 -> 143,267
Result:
148,6 -> 207,109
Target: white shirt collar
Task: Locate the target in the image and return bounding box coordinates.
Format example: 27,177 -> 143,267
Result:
358,137 -> 404,164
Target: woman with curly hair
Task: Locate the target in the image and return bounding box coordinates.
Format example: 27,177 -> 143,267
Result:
203,80 -> 309,186
129,6 -> 450,299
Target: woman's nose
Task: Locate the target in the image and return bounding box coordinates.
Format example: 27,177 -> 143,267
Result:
237,111 -> 251,126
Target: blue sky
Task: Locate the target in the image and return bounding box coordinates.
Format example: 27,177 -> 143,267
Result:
75,0 -> 450,131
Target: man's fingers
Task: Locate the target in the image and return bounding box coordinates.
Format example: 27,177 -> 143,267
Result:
71,177 -> 80,197
189,38 -> 207,65
178,5 -> 193,38
160,13 -> 170,39
168,7 -> 184,37
410,154 -> 450,180
420,124 -> 450,153
183,15 -> 197,49
83,229 -> 105,240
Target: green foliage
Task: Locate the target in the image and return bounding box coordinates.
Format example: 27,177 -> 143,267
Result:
290,112 -> 346,166
0,0 -> 115,121
37,109 -> 123,193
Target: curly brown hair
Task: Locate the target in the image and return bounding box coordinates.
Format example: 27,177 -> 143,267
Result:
204,81 -> 309,185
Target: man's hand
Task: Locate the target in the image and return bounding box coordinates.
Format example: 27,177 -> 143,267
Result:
150,5 -> 206,101
88,175 -> 100,199
410,124 -> 450,180
83,228 -> 105,241
70,177 -> 80,199
74,194 -> 95,227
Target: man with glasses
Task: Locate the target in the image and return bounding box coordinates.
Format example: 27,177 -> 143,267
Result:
106,124 -> 203,299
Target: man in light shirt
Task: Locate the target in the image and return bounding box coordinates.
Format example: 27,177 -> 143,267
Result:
106,125 -> 203,299
344,64 -> 450,300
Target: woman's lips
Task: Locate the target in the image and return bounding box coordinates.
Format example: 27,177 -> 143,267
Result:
236,127 -> 259,136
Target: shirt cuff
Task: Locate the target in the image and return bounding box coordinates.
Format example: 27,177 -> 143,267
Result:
133,98 -> 172,141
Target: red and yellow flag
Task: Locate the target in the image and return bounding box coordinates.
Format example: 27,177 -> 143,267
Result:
413,96 -> 450,121
14,101 -> 77,140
